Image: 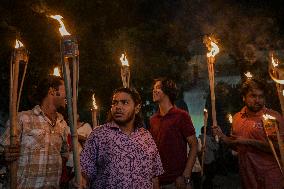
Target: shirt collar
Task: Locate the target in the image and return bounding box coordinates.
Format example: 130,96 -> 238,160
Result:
240,106 -> 267,118
156,106 -> 176,117
108,121 -> 140,133
32,105 -> 64,122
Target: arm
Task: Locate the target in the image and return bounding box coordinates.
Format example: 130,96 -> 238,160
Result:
183,135 -> 197,178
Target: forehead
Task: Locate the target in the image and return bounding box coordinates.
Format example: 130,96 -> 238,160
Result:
112,92 -> 133,101
246,88 -> 264,96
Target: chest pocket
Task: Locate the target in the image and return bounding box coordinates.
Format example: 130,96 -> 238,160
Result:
22,128 -> 46,150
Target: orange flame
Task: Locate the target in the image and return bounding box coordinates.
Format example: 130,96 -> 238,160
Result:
244,71 -> 253,79
15,39 -> 24,49
120,53 -> 129,66
205,37 -> 219,58
228,114 -> 233,124
92,94 -> 98,110
53,67 -> 61,77
263,114 -> 276,120
50,15 -> 71,36
271,54 -> 279,67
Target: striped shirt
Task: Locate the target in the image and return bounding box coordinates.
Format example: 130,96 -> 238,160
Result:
0,105 -> 69,189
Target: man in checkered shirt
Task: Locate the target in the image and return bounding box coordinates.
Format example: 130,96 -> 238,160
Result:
0,75 -> 69,189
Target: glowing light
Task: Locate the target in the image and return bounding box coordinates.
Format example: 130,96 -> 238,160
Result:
205,37 -> 220,58
228,114 -> 233,124
15,39 -> 24,49
271,54 -> 279,67
50,15 -> 71,36
53,67 -> 61,76
263,114 -> 276,120
204,108 -> 208,113
92,94 -> 98,110
120,53 -> 129,66
244,72 -> 253,79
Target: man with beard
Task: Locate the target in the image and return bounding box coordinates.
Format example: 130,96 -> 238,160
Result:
80,88 -> 164,189
0,75 -> 69,189
213,79 -> 284,189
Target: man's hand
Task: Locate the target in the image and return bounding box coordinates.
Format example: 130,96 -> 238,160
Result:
176,176 -> 192,189
3,144 -> 20,162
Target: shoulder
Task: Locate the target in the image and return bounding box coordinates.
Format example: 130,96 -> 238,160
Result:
265,108 -> 283,121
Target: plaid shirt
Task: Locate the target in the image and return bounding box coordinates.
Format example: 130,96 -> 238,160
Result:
0,105 -> 69,189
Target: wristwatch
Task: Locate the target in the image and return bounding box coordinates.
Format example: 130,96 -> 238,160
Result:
184,177 -> 192,185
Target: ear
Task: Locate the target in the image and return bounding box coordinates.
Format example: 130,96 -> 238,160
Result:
135,104 -> 141,114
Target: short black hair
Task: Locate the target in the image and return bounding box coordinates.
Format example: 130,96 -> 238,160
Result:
154,77 -> 178,105
107,87 -> 143,127
240,79 -> 266,97
35,75 -> 64,104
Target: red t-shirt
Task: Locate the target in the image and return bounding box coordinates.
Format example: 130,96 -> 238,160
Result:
233,107 -> 284,189
150,107 -> 195,184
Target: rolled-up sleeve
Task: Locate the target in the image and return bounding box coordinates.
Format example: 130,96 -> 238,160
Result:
80,131 -> 98,181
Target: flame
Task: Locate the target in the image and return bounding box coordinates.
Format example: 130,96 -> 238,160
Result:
271,54 -> 279,68
15,39 -> 24,49
50,15 -> 71,36
263,114 -> 276,120
205,37 -> 219,58
92,94 -> 98,110
227,114 -> 233,124
53,67 -> 61,77
283,90 -> 284,96
203,108 -> 208,113
244,71 -> 253,79
120,53 -> 129,66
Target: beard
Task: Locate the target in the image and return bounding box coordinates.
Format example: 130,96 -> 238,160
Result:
112,111 -> 136,126
246,103 -> 264,113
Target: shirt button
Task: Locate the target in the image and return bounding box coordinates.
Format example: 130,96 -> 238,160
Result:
51,131 -> 55,134
51,143 -> 54,146
46,182 -> 49,184
49,168 -> 52,170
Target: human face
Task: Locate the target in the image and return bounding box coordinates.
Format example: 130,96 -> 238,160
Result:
54,82 -> 66,109
152,81 -> 166,103
243,88 -> 265,113
111,92 -> 138,126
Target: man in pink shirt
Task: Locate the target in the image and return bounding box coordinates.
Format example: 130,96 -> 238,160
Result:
213,79 -> 284,189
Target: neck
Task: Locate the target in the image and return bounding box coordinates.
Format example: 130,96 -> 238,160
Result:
118,120 -> 135,136
158,99 -> 174,116
41,100 -> 57,120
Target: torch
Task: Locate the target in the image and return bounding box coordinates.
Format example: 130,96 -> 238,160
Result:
203,36 -> 220,142
244,71 -> 253,80
91,94 -> 98,128
262,114 -> 284,175
201,108 -> 208,176
269,53 -> 284,115
120,53 -> 130,88
53,66 -> 61,77
9,39 -> 29,189
50,15 -> 81,185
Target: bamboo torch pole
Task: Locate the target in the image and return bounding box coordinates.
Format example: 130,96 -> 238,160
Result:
9,39 -> 28,189
204,36 -> 220,142
51,15 -> 81,187
201,109 -> 208,176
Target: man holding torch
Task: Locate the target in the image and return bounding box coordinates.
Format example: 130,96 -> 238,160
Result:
0,75 -> 70,188
213,79 -> 284,189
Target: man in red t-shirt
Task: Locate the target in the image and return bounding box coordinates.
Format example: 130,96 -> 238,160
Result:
150,78 -> 197,189
213,79 -> 284,189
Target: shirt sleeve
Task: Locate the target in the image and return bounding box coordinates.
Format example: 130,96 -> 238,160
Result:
178,112 -> 196,139
60,123 -> 70,159
0,115 -> 23,146
150,137 -> 164,177
80,130 -> 98,181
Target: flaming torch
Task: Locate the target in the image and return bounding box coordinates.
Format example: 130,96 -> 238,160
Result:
91,94 -> 98,128
120,53 -> 130,88
269,52 -> 284,115
201,108 -> 208,176
9,39 -> 29,188
203,36 -> 220,141
53,66 -> 61,77
262,114 -> 284,175
244,71 -> 253,80
50,14 -> 81,185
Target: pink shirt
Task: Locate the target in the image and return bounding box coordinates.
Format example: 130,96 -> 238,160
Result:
232,107 -> 284,189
